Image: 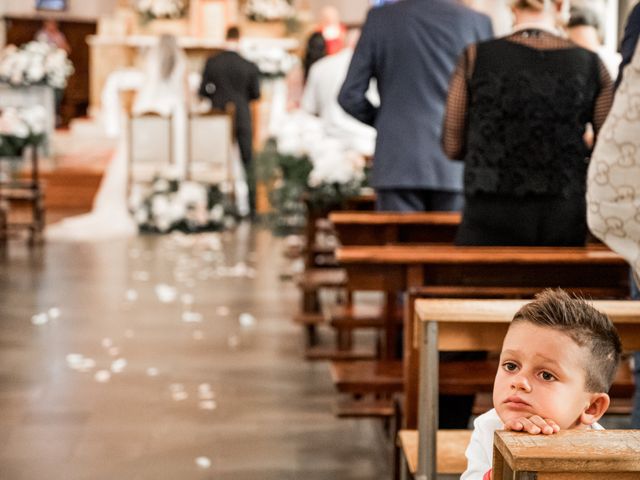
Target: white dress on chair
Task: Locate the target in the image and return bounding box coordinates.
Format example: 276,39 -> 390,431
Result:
46,45 -> 188,242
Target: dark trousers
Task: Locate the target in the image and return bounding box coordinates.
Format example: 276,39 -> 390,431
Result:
375,188 -> 464,212
237,128 -> 255,214
456,193 -> 587,246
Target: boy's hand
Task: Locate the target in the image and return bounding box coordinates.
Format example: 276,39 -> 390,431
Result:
504,415 -> 560,435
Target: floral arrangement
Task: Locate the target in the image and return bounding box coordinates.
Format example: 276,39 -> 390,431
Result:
136,0 -> 188,21
258,111 -> 367,235
244,0 -> 295,21
240,45 -> 298,78
0,41 -> 74,89
129,176 -> 237,234
0,106 -> 46,157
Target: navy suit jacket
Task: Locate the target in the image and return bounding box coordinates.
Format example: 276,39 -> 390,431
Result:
338,0 -> 493,191
617,3 -> 640,88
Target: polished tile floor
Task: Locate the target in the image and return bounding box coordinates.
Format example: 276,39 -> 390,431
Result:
0,225 -> 390,479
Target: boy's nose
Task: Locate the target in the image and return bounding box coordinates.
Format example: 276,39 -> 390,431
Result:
510,375 -> 532,392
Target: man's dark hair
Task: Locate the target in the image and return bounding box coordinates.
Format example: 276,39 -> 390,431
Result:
512,289 -> 622,393
226,26 -> 240,40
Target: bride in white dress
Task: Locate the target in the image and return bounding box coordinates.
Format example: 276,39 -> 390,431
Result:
46,34 -> 188,242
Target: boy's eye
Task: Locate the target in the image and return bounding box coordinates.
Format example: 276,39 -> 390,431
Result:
539,371 -> 556,382
503,362 -> 518,372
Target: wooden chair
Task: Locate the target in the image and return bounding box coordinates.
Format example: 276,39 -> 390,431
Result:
0,145 -> 45,245
186,104 -> 235,193
121,89 -> 176,192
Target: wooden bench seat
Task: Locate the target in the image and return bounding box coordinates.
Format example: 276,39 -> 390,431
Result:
331,359 -> 502,396
331,360 -> 404,394
305,345 -> 376,361
326,303 -> 390,329
295,268 -> 347,290
398,429 -> 471,475
335,398 -> 395,418
330,211 -> 461,246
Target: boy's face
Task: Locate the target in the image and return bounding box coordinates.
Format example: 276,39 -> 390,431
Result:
493,321 -> 595,430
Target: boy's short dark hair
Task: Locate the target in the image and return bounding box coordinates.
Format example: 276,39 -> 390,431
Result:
512,289 -> 622,393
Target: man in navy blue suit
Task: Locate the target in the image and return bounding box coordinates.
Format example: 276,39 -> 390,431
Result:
338,0 -> 493,213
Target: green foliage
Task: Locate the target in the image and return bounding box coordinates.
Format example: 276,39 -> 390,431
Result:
257,138 -> 367,236
0,134 -> 44,157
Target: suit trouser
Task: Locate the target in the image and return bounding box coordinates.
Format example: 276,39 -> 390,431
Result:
237,128 -> 255,213
375,188 -> 464,212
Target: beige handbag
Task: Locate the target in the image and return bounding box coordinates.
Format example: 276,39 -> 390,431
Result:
587,41 -> 640,277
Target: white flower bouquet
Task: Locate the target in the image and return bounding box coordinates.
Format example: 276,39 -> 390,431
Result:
0,106 -> 47,157
0,41 -> 74,89
136,0 -> 188,21
258,111 -> 368,234
129,177 -> 237,234
245,0 -> 295,21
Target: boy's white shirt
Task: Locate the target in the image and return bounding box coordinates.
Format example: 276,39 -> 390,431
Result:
460,408 -> 604,480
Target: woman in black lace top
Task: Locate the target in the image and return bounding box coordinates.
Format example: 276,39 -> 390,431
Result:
442,0 -> 613,246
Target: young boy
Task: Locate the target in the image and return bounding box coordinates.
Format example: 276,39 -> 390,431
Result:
461,289 -> 623,480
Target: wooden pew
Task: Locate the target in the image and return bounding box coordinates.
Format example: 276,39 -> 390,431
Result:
334,244 -> 628,363
329,211 -> 461,246
492,429 -> 640,479
404,299 -> 640,480
324,211 -> 462,362
293,193 -> 375,351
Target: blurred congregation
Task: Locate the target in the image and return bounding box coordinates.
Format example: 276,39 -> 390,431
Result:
1,0 -> 640,479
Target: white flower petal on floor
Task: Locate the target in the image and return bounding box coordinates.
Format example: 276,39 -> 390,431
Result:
47,307 -> 61,319
146,367 -> 159,377
110,358 -> 127,373
198,400 -> 217,411
238,313 -> 256,329
31,313 -> 49,326
172,391 -> 188,401
155,284 -> 177,303
125,289 -> 139,302
195,456 -> 211,469
66,354 -> 96,373
94,370 -> 111,383
181,311 -> 203,323
101,338 -> 113,349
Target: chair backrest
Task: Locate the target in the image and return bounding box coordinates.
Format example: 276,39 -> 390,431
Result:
126,111 -> 174,189
187,105 -> 234,188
